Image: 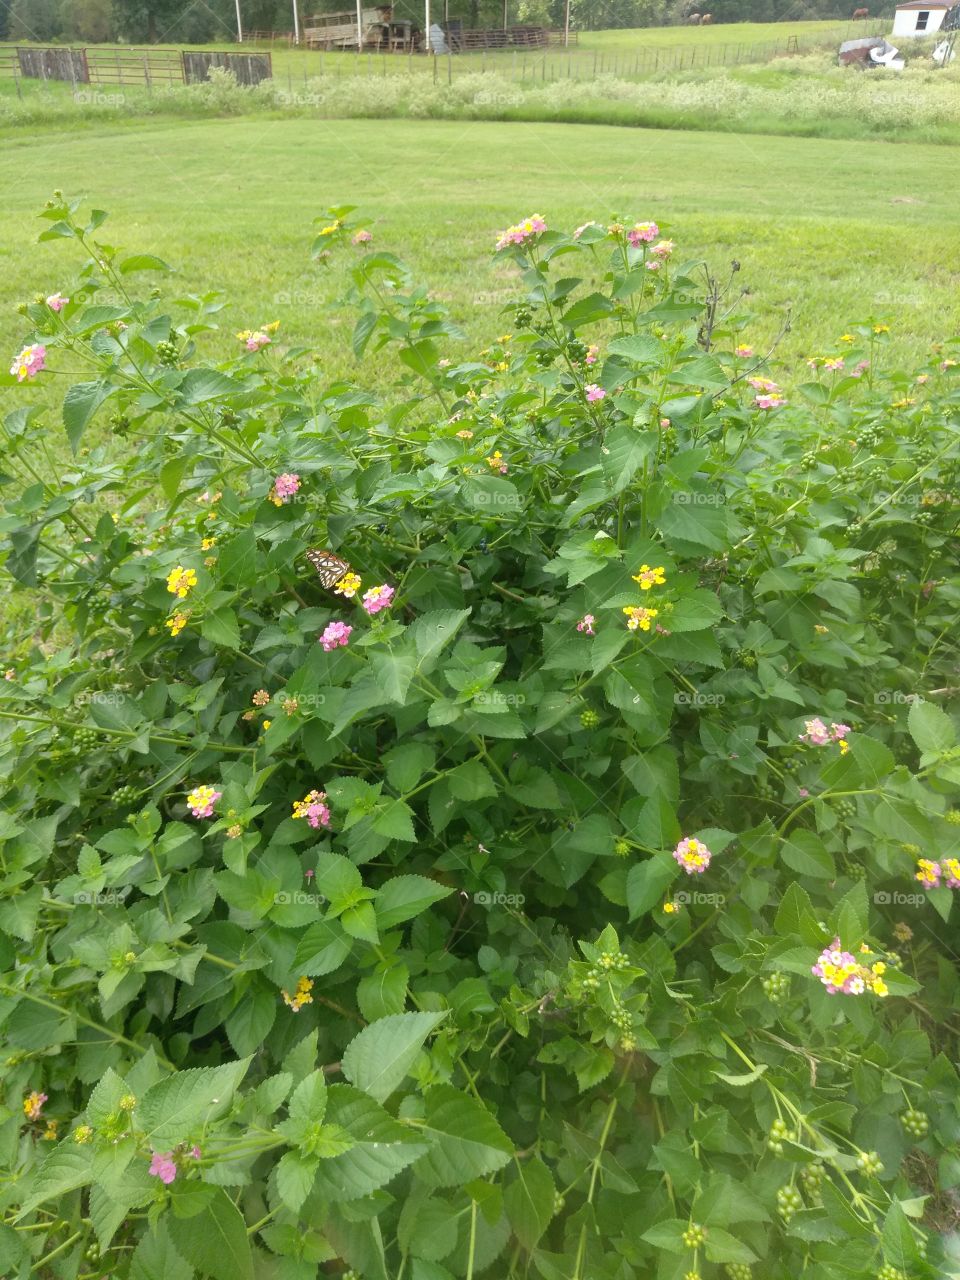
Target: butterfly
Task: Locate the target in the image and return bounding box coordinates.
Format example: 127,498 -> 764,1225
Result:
305,548 -> 351,590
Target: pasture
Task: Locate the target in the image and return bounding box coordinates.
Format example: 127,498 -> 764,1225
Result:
1,116 -> 958,383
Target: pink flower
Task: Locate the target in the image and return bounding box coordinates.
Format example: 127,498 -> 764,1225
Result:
247,333 -> 269,352
305,868 -> 315,880
755,393 -> 786,410
585,384 -> 606,403
352,229 -> 372,245
495,215 -> 546,251
748,376 -> 779,393
652,239 -> 674,258
942,858 -> 960,889
799,718 -> 831,746
627,220 -> 659,246
186,784 -> 221,819
915,859 -> 941,890
645,259 -> 661,271
673,836 -> 712,875
362,584 -> 395,615
798,788 -> 810,798
189,1145 -> 202,1160
293,790 -> 331,829
659,417 -> 671,429
852,360 -> 870,378
273,473 -> 300,501
576,614 -> 596,635
585,344 -> 599,365
735,344 -> 754,358
10,344 -> 46,382
320,620 -> 352,651
46,293 -> 69,312
830,722 -> 851,741
149,1152 -> 178,1184
823,357 -> 845,373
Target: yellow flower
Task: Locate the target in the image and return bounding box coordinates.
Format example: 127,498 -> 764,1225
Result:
119,1094 -> 137,1111
873,324 -> 890,334
165,613 -> 188,638
318,221 -> 341,237
872,978 -> 888,997
871,962 -> 886,975
263,320 -> 281,334
498,334 -> 513,343
839,333 -> 855,343
663,901 -> 680,914
838,739 -> 849,754
282,976 -> 315,1012
262,720 -> 272,730
201,537 -> 216,551
623,605 -> 658,632
631,564 -> 666,590
73,1124 -> 93,1144
814,624 -> 829,634
334,572 -> 362,599
166,566 -> 197,599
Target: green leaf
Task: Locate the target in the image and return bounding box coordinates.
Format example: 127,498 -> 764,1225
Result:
275,1151 -> 319,1213
63,380 -> 114,453
409,610 -> 472,668
168,1187 -> 253,1280
135,1059 -> 251,1146
341,899 -> 380,944
601,425 -> 656,494
907,699 -> 956,757
130,1221 -> 194,1280
414,1085 -> 514,1188
448,758 -> 497,802
177,369 -> 241,404
119,254 -> 172,274
384,742 -> 436,793
294,918 -> 352,976
376,875 -> 453,930
626,855 -> 677,920
313,851 -> 363,906
16,1143 -> 94,1218
224,986 -> 276,1057
504,1157 -> 555,1251
704,1227 -> 759,1264
312,1085 -> 427,1201
341,1011 -> 447,1103
881,1200 -> 922,1269
370,650 -> 417,704
781,830 -> 835,880
200,608 -> 241,650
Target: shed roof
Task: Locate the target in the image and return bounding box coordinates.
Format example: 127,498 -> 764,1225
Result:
895,0 -> 957,9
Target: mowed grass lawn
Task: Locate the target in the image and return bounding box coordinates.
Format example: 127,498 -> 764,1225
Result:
1,117 -> 958,383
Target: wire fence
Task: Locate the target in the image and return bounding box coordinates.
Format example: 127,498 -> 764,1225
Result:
0,26 -> 856,98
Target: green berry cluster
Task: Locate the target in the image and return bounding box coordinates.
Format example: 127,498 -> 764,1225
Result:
800,1162 -> 824,1193
877,1267 -> 906,1280
535,349 -> 554,368
567,340 -> 587,362
726,1266 -> 752,1280
553,1191 -> 565,1215
757,778 -> 775,801
946,809 -> 960,826
684,1272 -> 701,1280
763,973 -> 790,1003
682,1224 -> 706,1248
776,1185 -> 803,1221
768,1118 -> 796,1155
857,425 -> 883,450
834,798 -> 856,820
856,1150 -> 884,1176
610,1002 -> 632,1032
580,709 -> 600,729
111,785 -> 139,808
72,726 -> 100,751
514,306 -> 532,329
799,451 -> 818,470
901,1108 -> 929,1138
155,339 -> 180,367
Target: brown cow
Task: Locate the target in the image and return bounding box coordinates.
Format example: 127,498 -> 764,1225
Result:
701,13 -> 713,22
688,12 -> 701,22
852,7 -> 869,17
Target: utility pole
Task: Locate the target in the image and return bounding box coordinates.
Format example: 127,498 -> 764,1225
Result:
234,0 -> 243,41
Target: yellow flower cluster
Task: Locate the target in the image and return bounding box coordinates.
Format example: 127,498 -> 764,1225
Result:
282,976 -> 314,1012
335,572 -> 362,599
166,566 -> 197,599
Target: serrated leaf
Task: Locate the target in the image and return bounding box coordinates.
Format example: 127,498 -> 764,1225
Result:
63,380 -> 114,453
413,1085 -> 514,1188
168,1187 -> 253,1280
342,1011 -> 447,1103
275,1151 -> 319,1213
16,1143 -> 94,1217
135,1059 -> 251,1146
907,699 -> 955,757
504,1157 -> 555,1251
130,1221 -> 194,1280
376,875 -> 453,930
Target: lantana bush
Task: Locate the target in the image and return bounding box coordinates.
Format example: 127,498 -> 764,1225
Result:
1,195 -> 959,1280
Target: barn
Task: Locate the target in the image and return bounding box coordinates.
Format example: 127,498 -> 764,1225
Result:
892,0 -> 959,37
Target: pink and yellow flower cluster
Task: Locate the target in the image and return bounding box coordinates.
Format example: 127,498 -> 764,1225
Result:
799,718 -> 851,753
495,215 -> 546,251
292,789 -> 331,829
811,938 -> 888,997
673,836 -> 712,875
915,857 -> 960,891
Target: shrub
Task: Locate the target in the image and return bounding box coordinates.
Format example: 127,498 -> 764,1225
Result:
1,196 -> 958,1279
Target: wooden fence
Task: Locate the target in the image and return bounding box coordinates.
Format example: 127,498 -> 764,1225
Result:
5,46 -> 270,89
16,47 -> 89,83
181,51 -> 272,84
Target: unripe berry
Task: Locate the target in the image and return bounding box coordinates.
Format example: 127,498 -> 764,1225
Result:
856,1150 -> 883,1176
580,709 -> 600,729
901,1108 -> 929,1138
682,1225 -> 706,1248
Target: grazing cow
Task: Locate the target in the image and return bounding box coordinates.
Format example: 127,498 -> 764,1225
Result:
701,13 -> 713,22
852,7 -> 869,17
688,12 -> 701,22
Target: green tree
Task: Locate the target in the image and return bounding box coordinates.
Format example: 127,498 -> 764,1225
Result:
60,0 -> 116,40
8,0 -> 63,39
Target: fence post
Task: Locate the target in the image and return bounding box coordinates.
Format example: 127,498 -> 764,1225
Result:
143,53 -> 152,92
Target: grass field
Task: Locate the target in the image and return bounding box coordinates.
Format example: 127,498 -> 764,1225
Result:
2,117 -> 958,389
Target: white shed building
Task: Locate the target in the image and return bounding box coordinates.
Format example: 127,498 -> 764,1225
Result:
892,0 -> 958,37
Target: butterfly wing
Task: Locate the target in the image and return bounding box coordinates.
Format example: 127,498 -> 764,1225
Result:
305,548 -> 350,590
